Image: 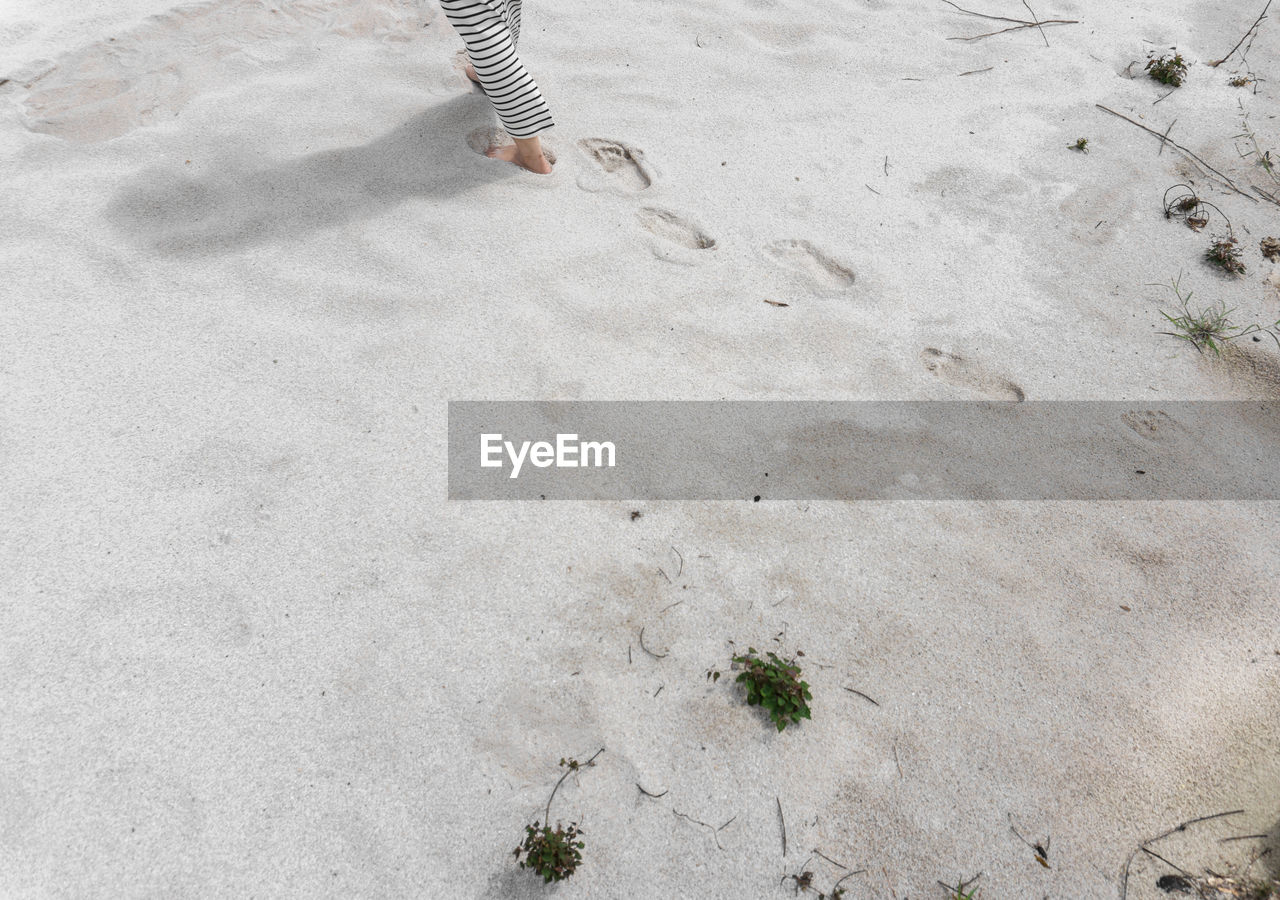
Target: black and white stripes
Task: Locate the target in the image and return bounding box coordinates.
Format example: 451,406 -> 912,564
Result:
439,0 -> 555,139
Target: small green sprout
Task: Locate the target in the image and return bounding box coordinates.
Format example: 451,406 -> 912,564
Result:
1146,52 -> 1188,86
938,874 -> 982,899
731,647 -> 812,731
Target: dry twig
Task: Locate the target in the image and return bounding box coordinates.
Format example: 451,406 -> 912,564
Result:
1119,809 -> 1245,900
638,626 -> 668,659
777,796 -> 787,857
1209,1 -> 1273,66
941,0 -> 1078,41
1095,105 -> 1258,201
673,809 -> 737,850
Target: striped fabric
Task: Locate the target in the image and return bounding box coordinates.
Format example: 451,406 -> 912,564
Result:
439,0 -> 555,139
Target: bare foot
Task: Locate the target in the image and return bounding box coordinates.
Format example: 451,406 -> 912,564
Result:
486,137 -> 553,175
463,61 -> 481,84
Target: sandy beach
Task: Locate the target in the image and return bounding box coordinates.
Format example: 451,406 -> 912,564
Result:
2,0 -> 1279,897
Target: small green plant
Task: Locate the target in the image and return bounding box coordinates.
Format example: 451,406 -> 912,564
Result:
1069,137 -> 1089,153
1230,74 -> 1254,87
731,647 -> 811,731
1206,234 -> 1247,275
515,821 -> 583,883
1146,51 -> 1188,86
938,873 -> 982,899
514,750 -> 603,883
1156,275 -> 1280,355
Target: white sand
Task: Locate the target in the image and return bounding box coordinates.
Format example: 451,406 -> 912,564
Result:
2,0 -> 1279,897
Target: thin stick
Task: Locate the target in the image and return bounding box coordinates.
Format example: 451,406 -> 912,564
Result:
843,687 -> 881,706
1095,105 -> 1257,201
1022,0 -> 1049,45
940,0 -> 1079,43
940,0 -> 1040,25
958,67 -> 994,76
671,546 -> 683,578
1119,810 -> 1245,900
949,21 -> 1077,41
832,868 -> 867,892
812,848 -> 848,869
777,796 -> 787,856
893,742 -> 903,779
1220,833 -> 1270,842
1254,184 -> 1280,206
673,809 -> 737,850
636,783 -> 668,798
1147,809 -> 1245,843
1209,0 -> 1273,66
1141,847 -> 1192,876
1158,117 -> 1177,156
638,626 -> 668,659
544,748 -> 605,824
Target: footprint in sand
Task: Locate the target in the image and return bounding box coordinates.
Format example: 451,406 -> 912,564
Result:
765,239 -> 856,292
10,0 -> 429,142
576,138 -> 653,192
920,347 -> 1026,401
637,208 -> 715,250
1120,410 -> 1178,445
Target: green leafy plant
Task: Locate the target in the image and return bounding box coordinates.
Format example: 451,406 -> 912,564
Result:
514,750 -> 603,883
1230,74 -> 1254,87
515,821 -> 583,883
1146,52 -> 1188,86
732,647 -> 812,731
1156,275 -> 1280,355
1206,234 -> 1247,275
1069,137 -> 1089,153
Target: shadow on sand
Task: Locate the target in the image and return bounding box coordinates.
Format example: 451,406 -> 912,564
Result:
103,92 -> 515,256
